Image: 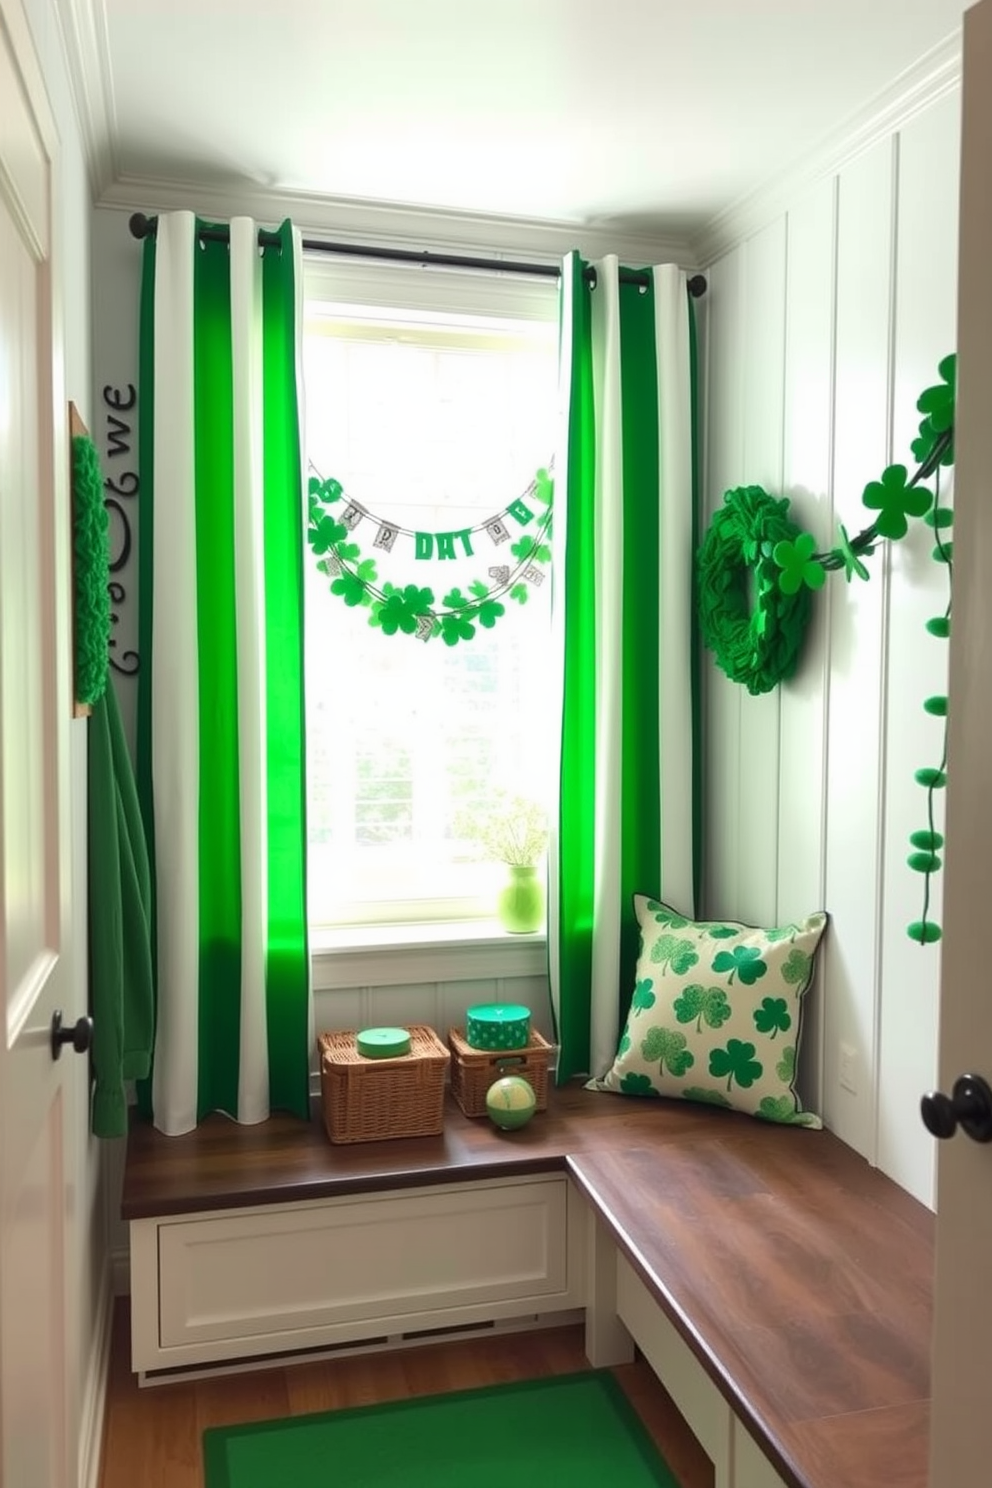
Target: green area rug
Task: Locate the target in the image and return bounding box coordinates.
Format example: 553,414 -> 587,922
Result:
203,1370 -> 680,1488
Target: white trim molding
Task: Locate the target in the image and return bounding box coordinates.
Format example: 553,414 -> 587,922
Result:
53,0 -> 117,196
692,29 -> 962,266
312,922 -> 547,992
78,1263 -> 113,1488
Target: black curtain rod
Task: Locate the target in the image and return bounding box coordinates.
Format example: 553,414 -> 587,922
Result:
127,213 -> 707,298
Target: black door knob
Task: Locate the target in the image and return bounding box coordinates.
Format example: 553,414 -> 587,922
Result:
920,1073 -> 992,1143
51,1011 -> 93,1061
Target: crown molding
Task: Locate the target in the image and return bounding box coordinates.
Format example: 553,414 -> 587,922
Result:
53,0 -> 117,196
692,29 -> 962,267
96,173 -> 695,270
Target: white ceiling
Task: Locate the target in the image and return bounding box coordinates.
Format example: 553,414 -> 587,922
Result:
75,0 -> 967,249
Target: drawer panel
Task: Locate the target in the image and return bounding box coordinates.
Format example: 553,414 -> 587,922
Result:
733,1419 -> 790,1488
616,1255 -> 731,1465
158,1177 -> 568,1348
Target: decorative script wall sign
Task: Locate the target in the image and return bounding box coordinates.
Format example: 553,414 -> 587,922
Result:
102,383 -> 139,676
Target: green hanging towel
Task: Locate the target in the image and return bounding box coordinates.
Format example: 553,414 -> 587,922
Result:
88,677 -> 154,1137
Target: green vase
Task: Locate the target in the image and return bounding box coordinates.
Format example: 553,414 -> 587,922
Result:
497,865 -> 545,934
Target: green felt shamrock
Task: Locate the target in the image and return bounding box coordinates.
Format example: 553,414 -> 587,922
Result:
673,985 -> 732,1032
772,532 -> 827,596
650,934 -> 700,976
709,1038 -> 763,1091
308,475 -> 343,504
510,535 -> 551,565
755,1095 -> 816,1126
630,978 -> 656,1013
682,1087 -> 732,1109
753,996 -> 792,1038
373,584 -> 434,637
912,354 -> 956,468
476,599 -> 505,628
712,945 -> 767,986
310,513 -> 348,555
440,613 -> 476,646
776,1045 -> 796,1084
534,468 -> 554,505
330,572 -> 369,607
619,1072 -> 658,1097
641,1026 -> 696,1078
861,464 -> 933,540
780,947 -> 812,986
833,522 -> 871,583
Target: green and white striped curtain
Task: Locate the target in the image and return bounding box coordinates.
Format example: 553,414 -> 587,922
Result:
137,213 -> 312,1135
550,253 -> 697,1083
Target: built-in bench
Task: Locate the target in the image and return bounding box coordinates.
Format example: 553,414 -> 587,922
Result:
122,1083 -> 933,1488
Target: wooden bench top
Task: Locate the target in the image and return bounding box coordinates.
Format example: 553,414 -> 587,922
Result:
122,1083 -> 933,1488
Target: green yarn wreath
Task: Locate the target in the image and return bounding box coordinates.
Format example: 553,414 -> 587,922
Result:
71,433 -> 110,705
697,485 -> 814,696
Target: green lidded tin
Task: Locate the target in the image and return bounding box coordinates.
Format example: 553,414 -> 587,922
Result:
355,1027 -> 412,1059
465,1003 -> 531,1051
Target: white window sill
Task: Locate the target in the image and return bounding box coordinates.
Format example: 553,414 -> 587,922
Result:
311,920 -> 548,991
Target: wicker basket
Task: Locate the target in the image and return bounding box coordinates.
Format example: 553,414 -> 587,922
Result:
448,1026 -> 554,1118
318,1025 -> 449,1144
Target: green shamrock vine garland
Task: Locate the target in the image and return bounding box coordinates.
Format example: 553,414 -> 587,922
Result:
307,466 -> 553,645
697,354 -> 955,945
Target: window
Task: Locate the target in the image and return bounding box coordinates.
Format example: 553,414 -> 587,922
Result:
303,262 -> 559,929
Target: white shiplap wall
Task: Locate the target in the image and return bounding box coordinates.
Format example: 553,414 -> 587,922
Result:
312,974 -> 555,1053
700,92 -> 960,1206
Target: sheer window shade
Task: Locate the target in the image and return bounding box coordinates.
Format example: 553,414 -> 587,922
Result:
303,263 -> 558,928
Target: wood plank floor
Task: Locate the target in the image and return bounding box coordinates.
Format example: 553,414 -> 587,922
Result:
98,1300 -> 713,1488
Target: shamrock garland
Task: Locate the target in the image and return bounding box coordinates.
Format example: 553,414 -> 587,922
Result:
697,354 -> 956,945
307,466 -> 554,645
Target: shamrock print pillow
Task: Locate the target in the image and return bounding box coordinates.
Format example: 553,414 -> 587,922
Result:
594,897 -> 828,1127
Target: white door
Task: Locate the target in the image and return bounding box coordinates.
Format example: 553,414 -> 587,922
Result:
0,3 -> 77,1486
928,1 -> 992,1481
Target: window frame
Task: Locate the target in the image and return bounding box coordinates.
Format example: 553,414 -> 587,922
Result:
302,256 -> 559,942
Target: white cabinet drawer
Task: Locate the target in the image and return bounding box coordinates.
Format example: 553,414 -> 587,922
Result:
732,1420 -> 790,1488
131,1174 -> 583,1374
616,1254 -> 790,1488
617,1255 -> 732,1468
158,1176 -> 568,1348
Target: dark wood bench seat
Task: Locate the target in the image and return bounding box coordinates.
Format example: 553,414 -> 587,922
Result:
123,1083 -> 933,1488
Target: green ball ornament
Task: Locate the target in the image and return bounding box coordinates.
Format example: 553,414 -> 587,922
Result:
909,829 -> 944,850
485,1076 -> 537,1131
907,920 -> 942,944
